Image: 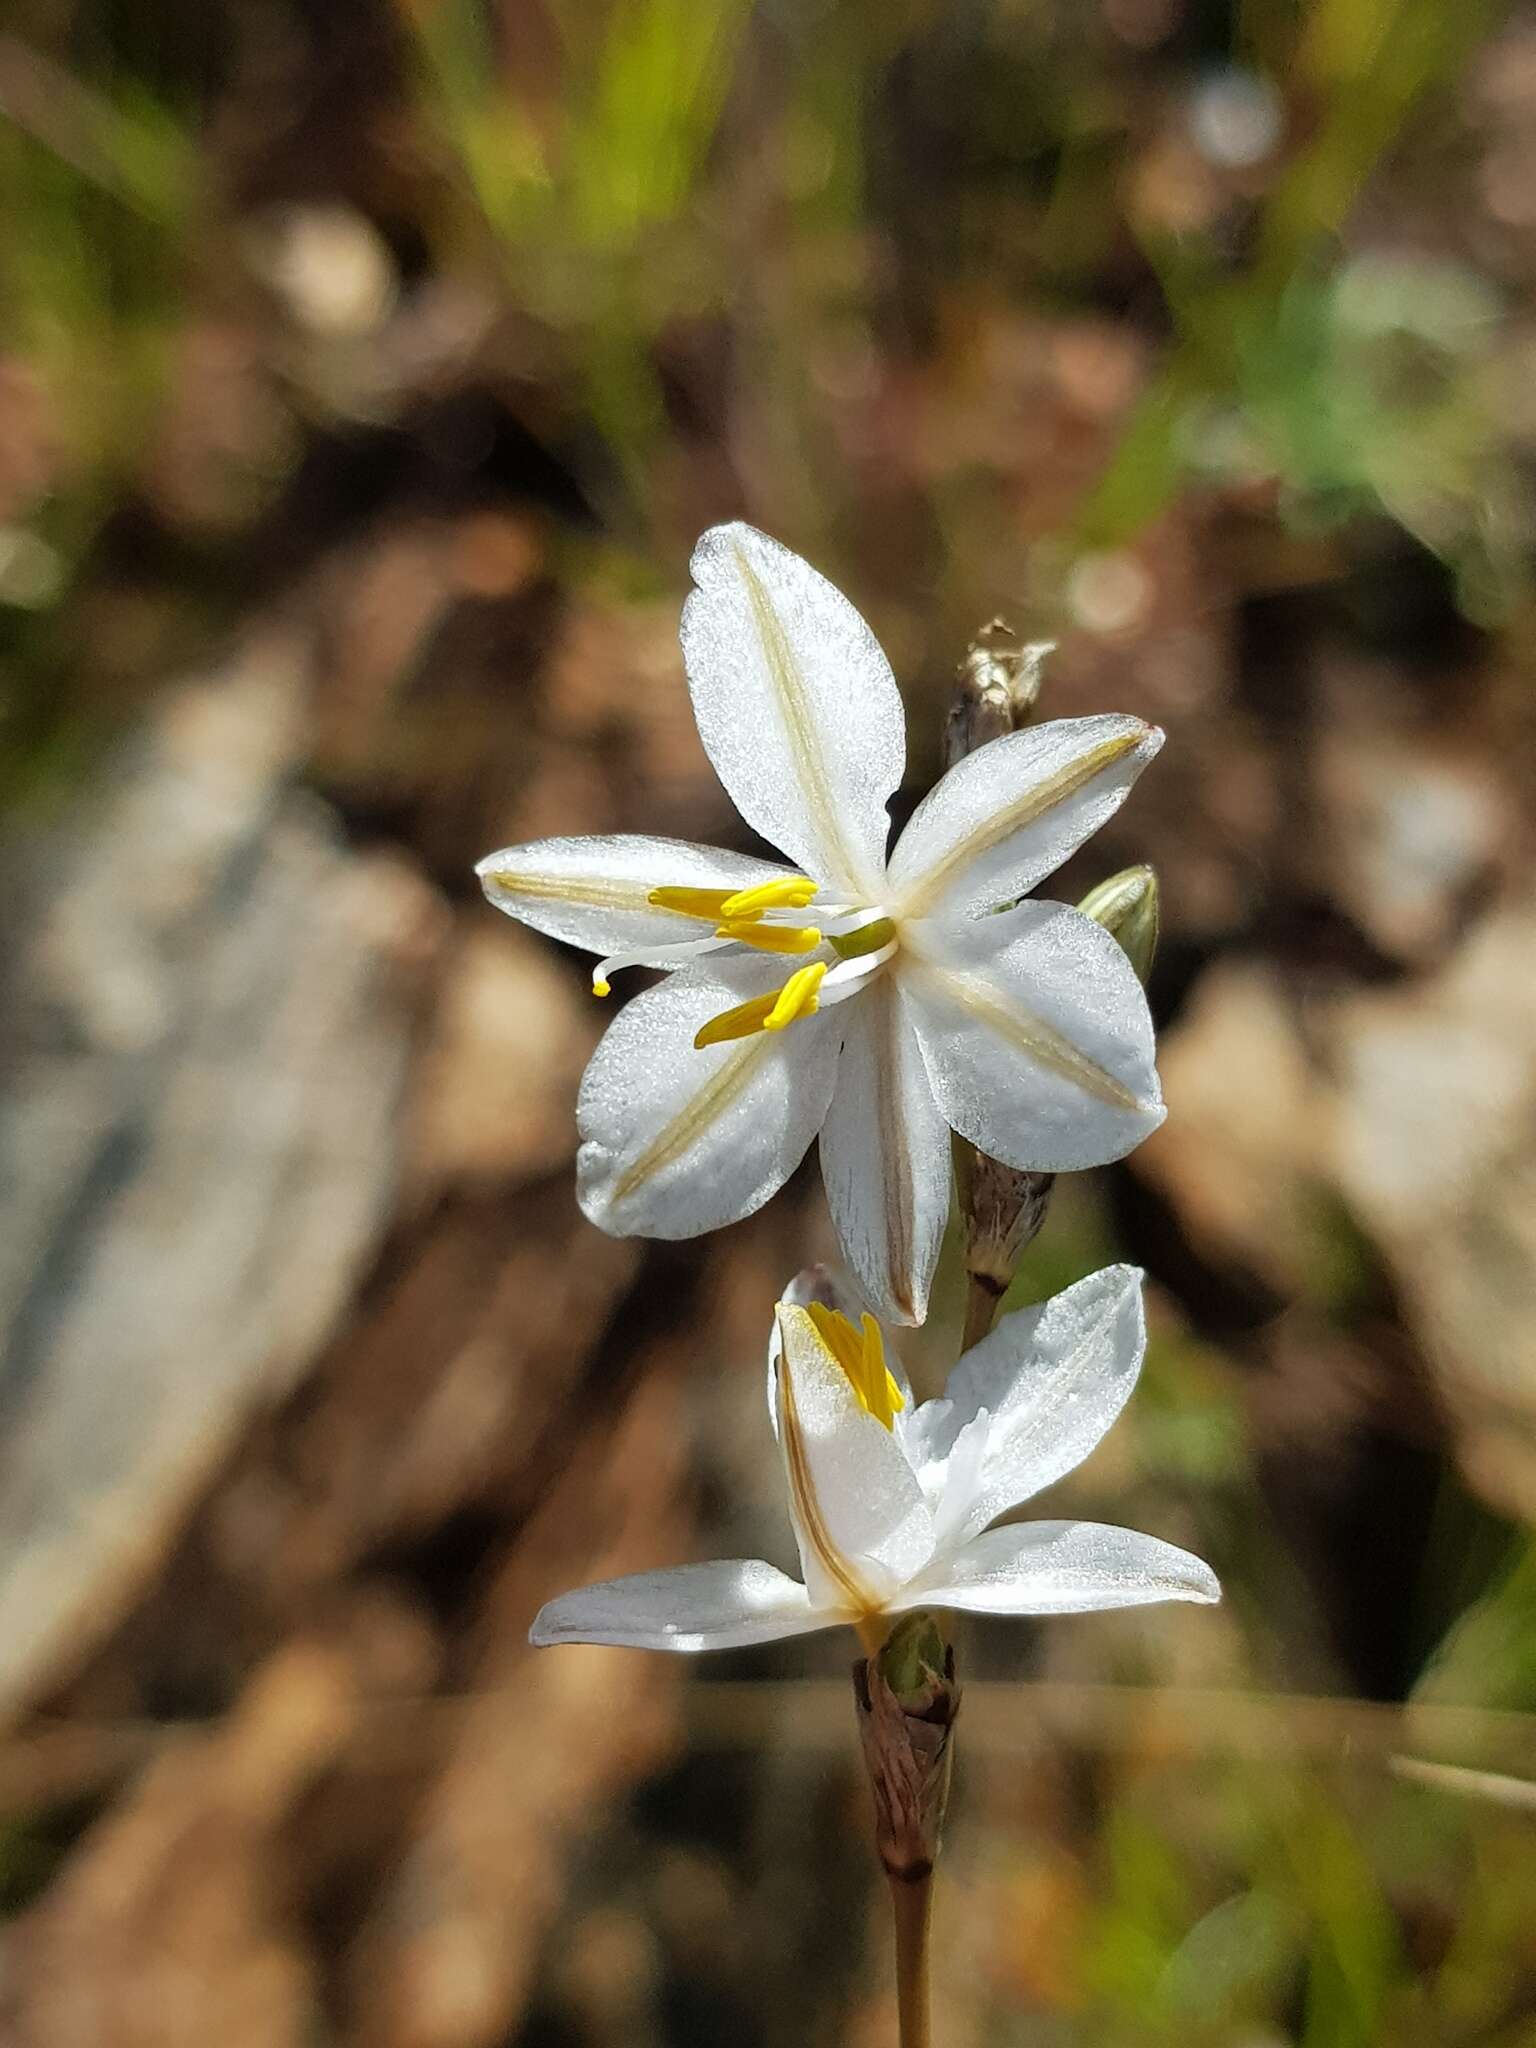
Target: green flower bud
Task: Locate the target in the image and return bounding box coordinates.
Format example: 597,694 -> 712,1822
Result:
1077,863 -> 1159,986
877,1609 -> 951,1711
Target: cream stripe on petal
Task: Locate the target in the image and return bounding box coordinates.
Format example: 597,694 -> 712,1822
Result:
898,901 -> 1163,1176
906,955 -> 1141,1111
485,869 -> 692,917
478,835 -> 791,959
896,726 -> 1146,919
682,525 -> 905,897
734,540 -> 861,890
870,993 -> 918,1312
778,1346 -> 875,1616
613,1036 -> 772,1206
819,979 -> 951,1327
773,1304 -> 935,1613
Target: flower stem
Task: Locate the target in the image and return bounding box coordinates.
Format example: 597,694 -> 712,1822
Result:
853,1614 -> 960,2048
889,1868 -> 934,2048
957,1158 -> 1056,1352
961,1271 -> 1005,1353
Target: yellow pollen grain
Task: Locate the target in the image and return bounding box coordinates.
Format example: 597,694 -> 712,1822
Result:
806,1303 -> 905,1431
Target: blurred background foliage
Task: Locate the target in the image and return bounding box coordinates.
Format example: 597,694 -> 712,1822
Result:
3,1 -> 1536,2044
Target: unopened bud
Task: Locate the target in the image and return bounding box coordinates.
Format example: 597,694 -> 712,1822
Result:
854,1610 -> 960,1885
878,1610 -> 949,1709
1077,862 -> 1160,986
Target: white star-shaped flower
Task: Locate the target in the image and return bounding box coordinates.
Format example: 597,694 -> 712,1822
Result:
530,1263 -> 1218,1654
480,523 -> 1166,1325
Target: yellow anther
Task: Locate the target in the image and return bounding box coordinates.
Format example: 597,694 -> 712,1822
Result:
648,885 -> 737,921
693,961 -> 828,1048
695,993 -> 777,1047
592,975 -> 611,997
718,876 -> 818,921
715,920 -> 822,956
648,876 -> 819,927
763,961 -> 828,1029
806,1303 -> 904,1430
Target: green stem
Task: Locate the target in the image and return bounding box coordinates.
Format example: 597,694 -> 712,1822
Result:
889,1870 -> 933,2048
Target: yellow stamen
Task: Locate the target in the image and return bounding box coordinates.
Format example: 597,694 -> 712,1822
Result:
765,961 -> 828,1028
719,876 -> 818,920
694,992 -> 777,1046
693,961 -> 827,1048
648,884 -> 737,921
647,875 -> 819,928
592,975 -> 611,997
715,920 -> 822,956
807,1303 -> 905,1430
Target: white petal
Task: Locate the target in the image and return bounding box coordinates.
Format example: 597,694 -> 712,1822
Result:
775,1304 -> 935,1612
892,1520 -> 1221,1616
915,1407 -> 990,1542
900,900 -> 1164,1172
818,978 -> 952,1327
577,958 -> 842,1238
477,834 -> 792,956
908,1264 -> 1146,1545
888,715 -> 1163,921
530,1560 -> 832,1651
680,524 -> 905,899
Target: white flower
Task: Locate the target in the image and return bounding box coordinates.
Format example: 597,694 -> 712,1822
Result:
480,523 -> 1166,1325
529,1264 -> 1219,1654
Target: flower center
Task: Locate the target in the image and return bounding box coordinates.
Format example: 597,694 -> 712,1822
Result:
589,875 -> 825,998
591,876 -> 903,1044
805,1303 -> 904,1431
